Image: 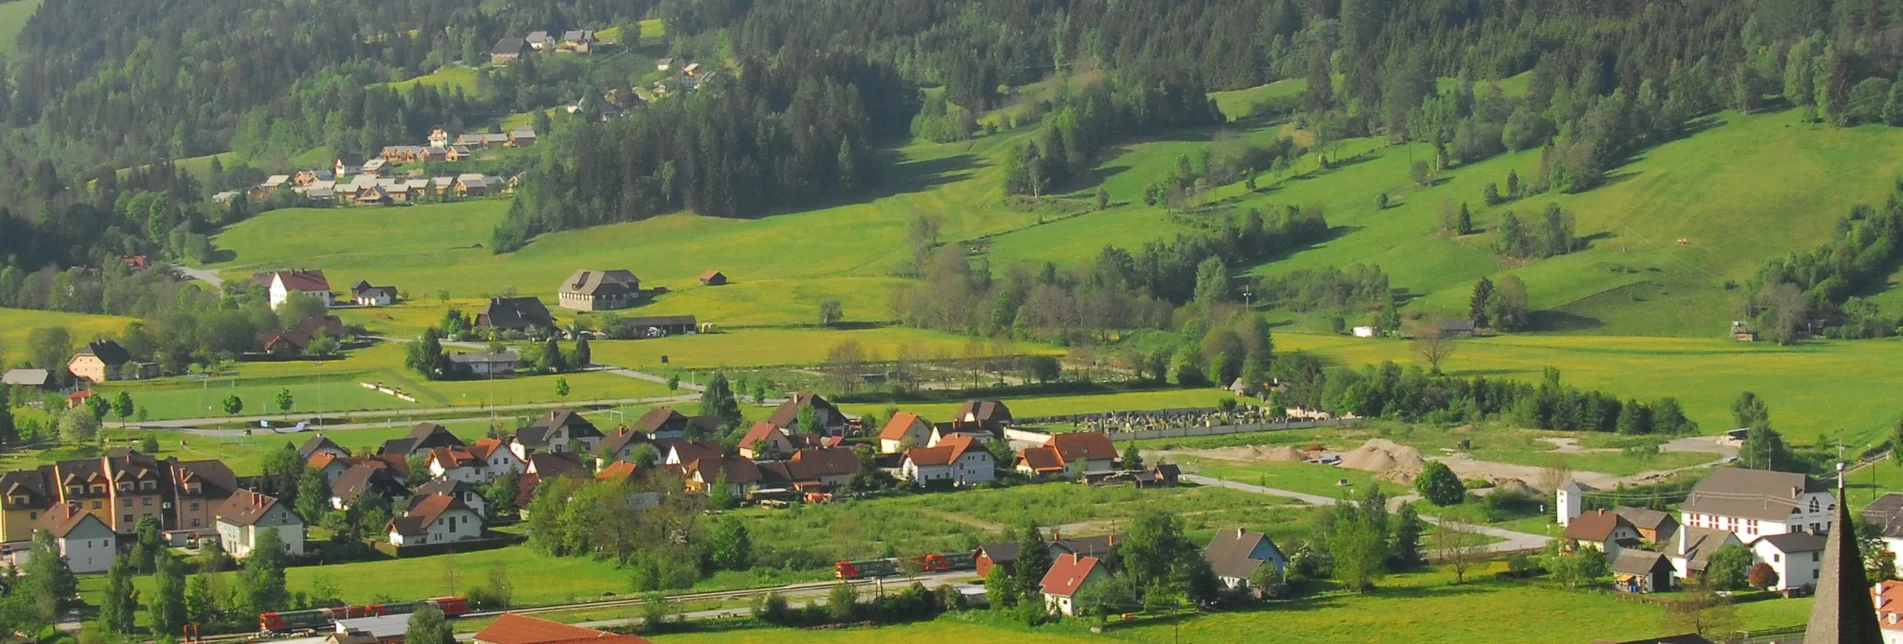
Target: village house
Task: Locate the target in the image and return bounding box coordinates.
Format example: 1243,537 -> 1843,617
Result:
767,392 -> 848,436
475,297 -> 556,334
329,465 -> 409,511
351,281 -> 397,306
1750,531 -> 1826,592
901,434 -> 994,487
1865,493 -> 1903,574
428,128 -> 451,148
474,613 -> 656,644
387,494 -> 482,547
1669,526 -> 1742,580
30,504 -> 117,574
511,410 -> 606,460
1015,431 -> 1119,479
1679,468 -> 1833,540
445,146 -> 474,162
974,533 -> 1121,578
557,30 -> 595,53
929,421 -> 993,448
259,269 -> 333,311
525,31 -> 550,51
674,455 -> 760,497
426,446 -> 485,484
1565,509 -> 1643,558
455,173 -> 489,196
308,453 -> 351,484
738,423 -> 796,460
470,438 -> 525,482
335,154 -> 364,176
67,339 -> 133,383
361,158 -> 388,176
954,399 -> 1014,433
447,350 -> 522,377
631,407 -> 712,440
756,448 -> 861,493
215,490 -> 305,558
1610,550 -> 1676,593
492,38 -> 529,65
299,435 -> 351,461
508,128 -> 537,146
413,479 -> 489,518
1040,553 -> 1110,616
260,314 -> 345,356
1616,506 -> 1680,544
1203,527 -> 1286,594
594,429 -> 649,468
879,412 -> 932,453
556,269 -> 641,311
379,422 -> 467,458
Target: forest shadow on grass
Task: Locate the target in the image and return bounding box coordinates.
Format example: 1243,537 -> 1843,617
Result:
1528,309 -> 1605,332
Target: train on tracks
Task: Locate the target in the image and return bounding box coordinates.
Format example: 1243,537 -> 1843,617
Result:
833,552 -> 976,579
258,596 -> 471,632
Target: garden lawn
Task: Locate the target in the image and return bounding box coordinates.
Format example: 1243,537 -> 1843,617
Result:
1275,331 -> 1903,448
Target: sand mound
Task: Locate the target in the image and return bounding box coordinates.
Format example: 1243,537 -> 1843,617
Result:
1493,478 -> 1538,496
1338,438 -> 1428,473
1258,445 -> 1307,461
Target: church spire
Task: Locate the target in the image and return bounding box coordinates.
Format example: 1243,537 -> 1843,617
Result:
1806,462 -> 1882,644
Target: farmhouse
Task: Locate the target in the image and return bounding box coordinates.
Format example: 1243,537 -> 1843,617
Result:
469,438 -> 525,482
738,422 -> 796,460
67,340 -> 133,383
1616,506 -> 1680,544
595,429 -> 650,467
1610,549 -> 1675,593
1039,553 -> 1109,616
426,446 -> 484,483
350,280 -> 396,306
1680,468 -> 1833,540
335,154 -> 364,176
387,494 -> 482,547
524,31 -> 550,51
901,434 -> 994,487
630,407 -> 717,440
299,435 -> 350,461
954,399 -> 1014,433
557,269 -> 642,311
476,297 -> 556,333
1669,526 -> 1742,579
260,269 -> 333,311
31,504 -> 117,574
508,128 -> 538,146
1203,527 -> 1286,594
974,534 -> 1122,578
674,455 -> 760,497
215,490 -> 305,558
491,38 -> 529,64
756,448 -> 861,491
558,30 -> 595,53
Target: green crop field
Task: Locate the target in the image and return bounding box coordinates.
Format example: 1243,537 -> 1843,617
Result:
1275,331 -> 1903,447
0,308 -> 136,362
655,565 -> 1810,644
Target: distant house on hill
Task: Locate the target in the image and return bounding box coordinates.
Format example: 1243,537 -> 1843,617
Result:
556,269 -> 641,311
259,269 -> 333,311
351,281 -> 397,306
524,31 -> 550,51
492,38 -> 529,65
699,270 -> 727,286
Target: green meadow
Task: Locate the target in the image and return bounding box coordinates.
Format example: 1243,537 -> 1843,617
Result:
385,65 -> 481,94
0,0 -> 40,53
0,308 -> 136,359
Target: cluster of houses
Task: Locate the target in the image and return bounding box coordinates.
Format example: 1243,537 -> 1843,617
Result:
219,128 -> 533,207
970,525 -> 1285,616
253,269 -> 397,310
1557,468 -> 1840,595
492,30 -> 598,65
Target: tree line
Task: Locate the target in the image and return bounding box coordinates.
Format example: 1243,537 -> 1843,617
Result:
492,52 -> 918,251
1748,182 -> 1903,342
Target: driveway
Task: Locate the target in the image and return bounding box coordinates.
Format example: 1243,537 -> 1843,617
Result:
172,265 -> 224,287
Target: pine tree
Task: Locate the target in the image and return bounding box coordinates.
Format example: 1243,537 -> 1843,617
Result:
571,336 -> 591,368
538,337 -> 567,373
100,555 -> 139,633
1470,277 -> 1494,328
698,374 -> 743,430
241,527 -> 289,615
836,137 -> 859,192
0,386 -> 16,447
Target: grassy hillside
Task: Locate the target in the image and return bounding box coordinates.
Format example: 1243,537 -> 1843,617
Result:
0,0 -> 41,53
385,65 -> 480,94
0,308 -> 136,363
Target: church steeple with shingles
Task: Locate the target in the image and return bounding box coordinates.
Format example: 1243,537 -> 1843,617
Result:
1805,463 -> 1881,644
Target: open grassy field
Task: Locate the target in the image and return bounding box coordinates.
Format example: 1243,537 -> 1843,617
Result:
844,388 -> 1254,425
656,564 -> 1810,644
599,18 -> 665,45
586,327 -> 1059,370
1276,331 -> 1903,447
0,0 -> 40,53
386,65 -> 481,94
0,308 -> 136,362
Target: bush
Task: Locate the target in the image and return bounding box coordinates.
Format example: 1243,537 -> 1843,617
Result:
1414,461 -> 1466,506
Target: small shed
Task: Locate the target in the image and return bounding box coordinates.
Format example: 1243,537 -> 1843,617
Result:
699,270 -> 728,286
1610,549 -> 1675,593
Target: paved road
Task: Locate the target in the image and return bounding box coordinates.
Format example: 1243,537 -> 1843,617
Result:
600,366 -> 706,392
1183,474 -> 1550,554
172,265 -> 225,287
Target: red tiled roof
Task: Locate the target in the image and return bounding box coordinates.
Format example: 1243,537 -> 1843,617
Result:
906,434 -> 982,467
1039,553 -> 1101,598
308,453 -> 345,471
474,613 -> 653,644
1016,445 -> 1064,473
1564,509 -> 1633,542
739,422 -> 784,450
597,461 -> 640,484
269,269 -> 331,292
1049,432 -> 1117,464
880,412 -> 925,441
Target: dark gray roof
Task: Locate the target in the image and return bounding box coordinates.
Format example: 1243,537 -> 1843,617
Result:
331,465 -> 408,503
1674,527 -> 1739,570
559,269 -> 639,297
1755,531 -> 1827,553
1203,528 -> 1281,580
1614,506 -> 1674,531
1680,468 -> 1825,522
493,38 -> 527,55
76,339 -> 132,366
298,435 -> 347,460
477,297 -> 555,330
1805,485 -> 1880,643
1,369 -> 52,386
1609,549 -> 1671,576
1864,493 -> 1903,538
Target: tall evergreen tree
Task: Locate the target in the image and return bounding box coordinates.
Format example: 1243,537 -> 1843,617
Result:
149,551 -> 187,638
1470,277 -> 1494,328
99,555 -> 139,633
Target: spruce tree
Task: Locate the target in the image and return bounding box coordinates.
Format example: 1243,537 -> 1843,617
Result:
150,551 -> 187,638
100,555 -> 139,633
1470,277 -> 1494,328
